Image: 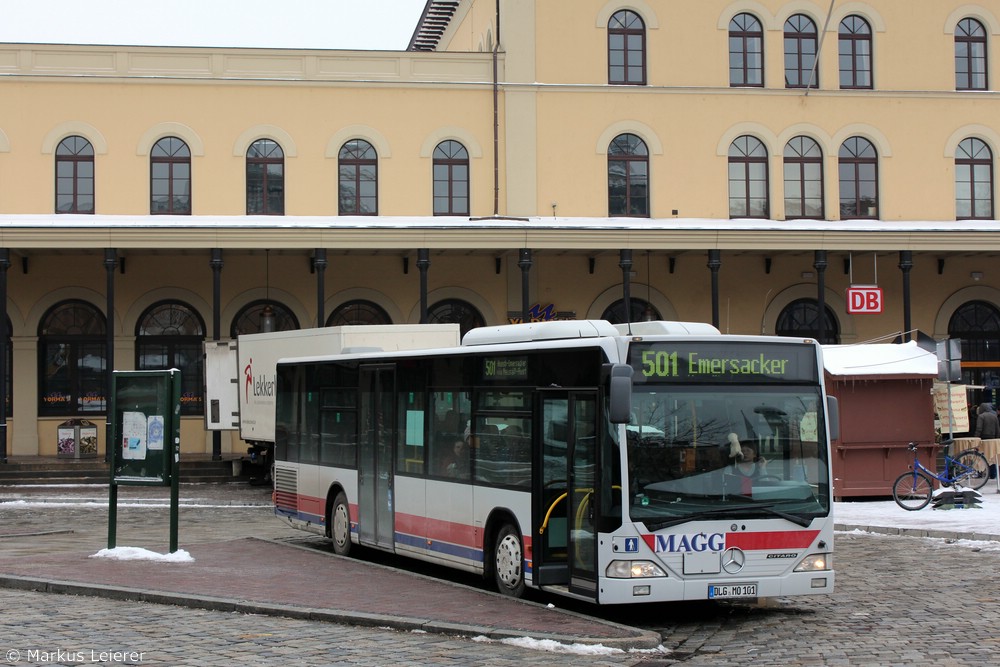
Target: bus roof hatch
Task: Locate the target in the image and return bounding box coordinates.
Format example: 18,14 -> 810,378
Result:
462,320 -> 619,346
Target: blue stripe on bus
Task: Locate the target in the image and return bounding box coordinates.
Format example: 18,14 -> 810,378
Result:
394,531 -> 482,562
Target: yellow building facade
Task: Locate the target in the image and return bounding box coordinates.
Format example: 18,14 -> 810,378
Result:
2,0 -> 1000,459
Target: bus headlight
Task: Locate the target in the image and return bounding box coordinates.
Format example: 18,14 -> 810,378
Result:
794,553 -> 830,572
606,560 -> 667,578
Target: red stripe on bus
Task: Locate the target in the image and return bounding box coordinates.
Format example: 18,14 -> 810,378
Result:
725,530 -> 820,550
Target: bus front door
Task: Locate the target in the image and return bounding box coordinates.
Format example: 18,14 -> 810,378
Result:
359,364 -> 395,550
537,391 -> 598,599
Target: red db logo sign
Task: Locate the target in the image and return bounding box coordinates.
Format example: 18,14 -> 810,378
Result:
846,286 -> 883,314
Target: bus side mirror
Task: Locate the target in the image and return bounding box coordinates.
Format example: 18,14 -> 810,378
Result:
826,395 -> 839,441
606,364 -> 633,424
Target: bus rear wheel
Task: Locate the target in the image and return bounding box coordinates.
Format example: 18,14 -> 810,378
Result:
492,523 -> 525,598
330,492 -> 352,556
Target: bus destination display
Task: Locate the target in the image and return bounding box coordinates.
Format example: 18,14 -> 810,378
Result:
482,356 -> 528,382
629,342 -> 818,383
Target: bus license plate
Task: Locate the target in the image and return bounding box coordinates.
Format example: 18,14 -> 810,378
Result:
708,583 -> 757,599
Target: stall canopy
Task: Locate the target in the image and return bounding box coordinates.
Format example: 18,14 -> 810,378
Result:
823,341 -> 938,379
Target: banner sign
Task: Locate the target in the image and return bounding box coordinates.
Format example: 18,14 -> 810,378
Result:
846,286 -> 883,314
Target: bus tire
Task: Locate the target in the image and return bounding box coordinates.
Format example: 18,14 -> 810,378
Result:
492,522 -> 525,598
330,491 -> 352,556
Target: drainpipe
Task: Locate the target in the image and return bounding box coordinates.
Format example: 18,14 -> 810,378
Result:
708,250 -> 722,329
814,250 -> 828,343
899,251 -> 913,343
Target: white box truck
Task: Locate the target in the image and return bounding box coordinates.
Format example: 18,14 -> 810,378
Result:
204,324 -> 461,481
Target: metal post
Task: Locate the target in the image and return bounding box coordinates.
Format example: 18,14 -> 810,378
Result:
814,250 -> 828,343
104,249 -> 116,463
518,249 -> 532,322
210,249 -> 223,461
0,249 -> 9,464
707,250 -> 722,329
619,250 -> 633,323
899,251 -> 913,343
417,249 -> 430,324
314,248 -> 328,327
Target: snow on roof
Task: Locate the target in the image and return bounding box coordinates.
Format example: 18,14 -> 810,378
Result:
4,214 -> 1000,232
822,340 -> 938,378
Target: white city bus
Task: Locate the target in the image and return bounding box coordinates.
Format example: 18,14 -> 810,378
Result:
272,320 -> 838,604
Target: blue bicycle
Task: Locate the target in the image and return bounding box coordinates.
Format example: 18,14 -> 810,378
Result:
892,441 -> 990,510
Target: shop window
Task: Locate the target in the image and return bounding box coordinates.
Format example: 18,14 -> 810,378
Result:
38,300 -> 106,415
136,301 -> 206,416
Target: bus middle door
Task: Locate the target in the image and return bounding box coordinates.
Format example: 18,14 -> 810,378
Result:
359,364 -> 396,551
536,390 -> 598,599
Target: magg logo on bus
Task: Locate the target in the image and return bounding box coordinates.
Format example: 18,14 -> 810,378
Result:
642,532 -> 725,553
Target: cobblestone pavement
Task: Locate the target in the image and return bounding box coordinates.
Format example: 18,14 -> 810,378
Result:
2,483 -> 999,665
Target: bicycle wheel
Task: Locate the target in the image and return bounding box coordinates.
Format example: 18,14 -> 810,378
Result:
951,449 -> 990,491
892,471 -> 934,510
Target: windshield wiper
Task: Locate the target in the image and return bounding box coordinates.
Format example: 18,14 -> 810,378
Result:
643,502 -> 813,531
751,503 -> 814,528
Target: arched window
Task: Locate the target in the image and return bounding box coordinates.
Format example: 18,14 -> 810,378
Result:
432,140 -> 469,216
729,135 -> 769,218
601,298 -> 660,325
608,10 -> 645,85
729,13 -> 763,86
956,137 -> 994,220
784,136 -> 824,219
150,137 -> 191,215
38,300 -> 106,415
776,298 -> 839,344
55,136 -> 94,214
839,15 -> 872,89
838,137 -> 879,219
326,300 -> 391,326
231,300 -> 299,337
339,139 -> 378,215
785,14 -> 818,89
427,299 -> 484,338
246,139 -> 284,215
608,133 -> 649,217
136,301 -> 206,416
956,18 -> 988,91
949,300 -> 1000,405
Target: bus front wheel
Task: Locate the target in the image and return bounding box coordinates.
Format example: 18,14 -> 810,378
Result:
330,492 -> 352,556
492,523 -> 525,598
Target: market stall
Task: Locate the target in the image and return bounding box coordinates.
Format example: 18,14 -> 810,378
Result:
824,341 -> 940,499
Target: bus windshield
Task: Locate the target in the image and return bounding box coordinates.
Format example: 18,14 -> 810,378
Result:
625,385 -> 830,529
